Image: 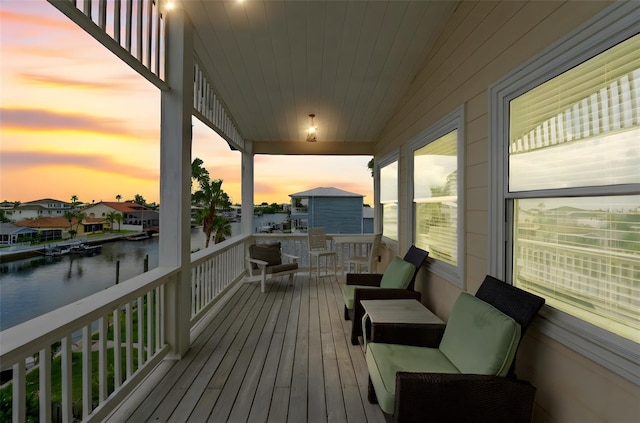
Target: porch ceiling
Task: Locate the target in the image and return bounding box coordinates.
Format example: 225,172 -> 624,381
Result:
182,0 -> 457,154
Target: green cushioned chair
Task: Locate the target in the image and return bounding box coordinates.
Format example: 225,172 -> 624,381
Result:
341,246 -> 428,345
366,292 -> 530,421
341,256 -> 416,309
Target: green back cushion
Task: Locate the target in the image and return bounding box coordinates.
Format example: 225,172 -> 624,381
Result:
439,293 -> 521,376
379,257 -> 416,289
249,242 -> 282,269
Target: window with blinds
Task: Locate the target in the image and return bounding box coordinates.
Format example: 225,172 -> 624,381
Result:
414,130 -> 458,266
508,34 -> 640,343
380,161 -> 398,241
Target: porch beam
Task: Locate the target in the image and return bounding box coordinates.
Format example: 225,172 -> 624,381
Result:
252,140 -> 375,156
159,5 -> 194,358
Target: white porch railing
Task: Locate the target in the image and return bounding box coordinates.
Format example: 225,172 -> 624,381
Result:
0,233 -> 372,422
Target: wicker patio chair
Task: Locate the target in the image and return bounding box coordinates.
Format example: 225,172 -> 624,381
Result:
365,276 -> 545,422
342,245 -> 429,345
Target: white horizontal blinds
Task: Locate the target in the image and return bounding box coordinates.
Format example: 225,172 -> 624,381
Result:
380,161 -> 398,203
380,161 -> 398,240
510,33 -> 640,147
414,130 -> 458,266
513,196 -> 640,343
509,34 -> 640,192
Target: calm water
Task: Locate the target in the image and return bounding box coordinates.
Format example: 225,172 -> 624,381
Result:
0,214 -> 288,331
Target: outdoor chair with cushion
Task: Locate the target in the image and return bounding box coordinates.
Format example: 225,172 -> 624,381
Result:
244,242 -> 299,293
365,277 -> 545,422
342,245 -> 429,345
366,292 -> 535,423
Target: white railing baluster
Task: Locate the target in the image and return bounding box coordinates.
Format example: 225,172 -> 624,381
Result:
137,296 -> 144,367
98,0 -> 106,30
98,316 -> 108,403
145,0 -> 153,67
114,0 -> 121,43
113,307 -> 122,389
125,0 -> 133,53
61,336 -> 72,423
125,302 -> 133,378
82,324 -> 92,419
82,0 -> 91,16
12,361 -> 25,423
40,346 -> 52,422
136,0 -> 143,61
155,0 -> 161,75
147,291 -> 153,358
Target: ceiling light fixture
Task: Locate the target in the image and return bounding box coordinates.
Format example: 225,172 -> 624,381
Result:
306,114 -> 317,142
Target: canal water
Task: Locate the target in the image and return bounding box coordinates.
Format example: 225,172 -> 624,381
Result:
0,214 -> 288,332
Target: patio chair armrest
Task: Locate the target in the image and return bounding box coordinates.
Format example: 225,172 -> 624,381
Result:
281,253 -> 299,263
247,257 -> 268,270
346,273 -> 384,286
350,289 -> 422,345
394,372 -> 536,423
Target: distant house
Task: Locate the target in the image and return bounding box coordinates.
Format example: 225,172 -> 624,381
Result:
6,198 -> 73,222
83,201 -> 159,230
290,187 -> 365,234
0,222 -> 39,245
363,206 -> 374,234
13,216 -> 105,239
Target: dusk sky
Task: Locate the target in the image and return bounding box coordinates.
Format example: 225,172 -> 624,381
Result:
0,0 -> 374,206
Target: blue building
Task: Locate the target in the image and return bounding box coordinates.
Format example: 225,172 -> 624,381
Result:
290,187 -> 366,234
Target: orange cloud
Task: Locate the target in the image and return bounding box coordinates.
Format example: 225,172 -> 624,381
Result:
1,150 -> 158,181
0,107 -> 152,139
18,72 -> 144,92
0,9 -> 76,31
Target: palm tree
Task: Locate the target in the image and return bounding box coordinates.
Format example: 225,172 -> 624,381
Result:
212,215 -> 232,244
70,195 -> 79,207
106,211 -> 118,233
116,194 -> 122,202
191,158 -> 231,248
114,212 -> 123,231
72,212 -> 86,238
63,210 -> 75,238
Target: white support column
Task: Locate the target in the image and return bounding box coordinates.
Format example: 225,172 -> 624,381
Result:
241,141 -> 254,236
160,5 -> 193,358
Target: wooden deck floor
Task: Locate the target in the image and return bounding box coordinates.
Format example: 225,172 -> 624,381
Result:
108,273 -> 387,422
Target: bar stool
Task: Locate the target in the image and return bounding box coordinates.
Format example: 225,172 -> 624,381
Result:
307,227 -> 338,282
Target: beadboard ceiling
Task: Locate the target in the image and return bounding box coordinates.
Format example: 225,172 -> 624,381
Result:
182,0 -> 457,153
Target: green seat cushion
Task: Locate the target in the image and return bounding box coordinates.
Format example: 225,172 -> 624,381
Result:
379,257 -> 416,289
341,284 -> 381,310
366,343 -> 460,414
439,292 -> 521,377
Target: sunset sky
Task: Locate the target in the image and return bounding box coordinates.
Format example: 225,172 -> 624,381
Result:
0,0 -> 374,206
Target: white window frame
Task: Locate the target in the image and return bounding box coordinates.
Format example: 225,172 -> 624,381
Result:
376,151 -> 399,247
408,105 -> 465,288
489,2 -> 640,385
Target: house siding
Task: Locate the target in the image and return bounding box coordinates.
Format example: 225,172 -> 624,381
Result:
309,197 -> 363,234
376,1 -> 638,422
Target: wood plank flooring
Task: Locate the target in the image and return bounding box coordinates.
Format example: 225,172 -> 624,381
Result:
110,274 -> 387,423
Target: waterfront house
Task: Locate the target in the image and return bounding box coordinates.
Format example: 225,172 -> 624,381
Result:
83,201 -> 159,230
290,187 -> 365,234
0,222 -> 39,245
4,198 -> 73,222
13,216 -> 105,239
1,1 -> 638,422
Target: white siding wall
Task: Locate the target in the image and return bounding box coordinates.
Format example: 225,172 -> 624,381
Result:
375,1 -> 638,422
